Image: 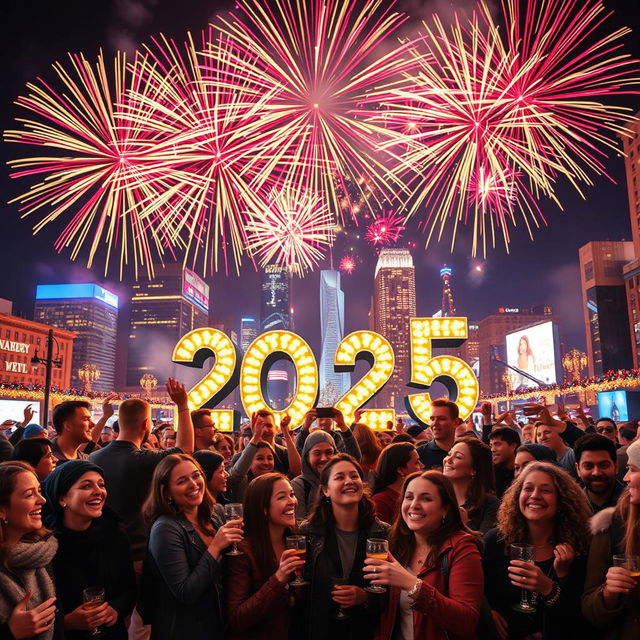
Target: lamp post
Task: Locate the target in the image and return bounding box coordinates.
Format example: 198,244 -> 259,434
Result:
78,363 -> 101,392
30,329 -> 62,429
140,373 -> 158,399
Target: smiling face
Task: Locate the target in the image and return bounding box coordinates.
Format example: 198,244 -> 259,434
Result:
322,460 -> 363,507
215,439 -> 234,461
166,460 -> 205,512
514,450 -> 536,479
624,460 -> 640,504
257,413 -> 277,442
250,448 -> 275,477
61,471 -> 106,524
443,442 -> 473,481
195,414 -> 216,447
490,437 -> 516,466
34,445 -> 56,480
429,406 -> 456,442
307,442 -> 335,475
401,449 -> 424,476
518,470 -> 558,522
401,477 -> 447,535
160,428 -> 176,450
66,406 -> 93,444
0,471 -> 45,538
377,431 -> 393,448
208,465 -> 229,495
536,426 -> 561,450
268,478 -> 297,528
576,450 -> 616,496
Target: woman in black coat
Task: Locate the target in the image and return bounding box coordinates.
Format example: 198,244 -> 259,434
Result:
41,460 -> 136,640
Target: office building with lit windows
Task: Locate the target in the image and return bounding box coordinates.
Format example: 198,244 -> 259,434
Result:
240,317 -> 258,352
34,284 -> 117,391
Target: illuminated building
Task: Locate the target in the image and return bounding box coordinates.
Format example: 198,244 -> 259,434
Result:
579,241 -> 633,376
319,270 -> 350,400
126,264 -> 209,386
372,249 -> 416,410
621,111 -> 640,367
440,266 -> 456,316
459,322 -> 480,377
478,306 -> 556,395
240,317 -> 258,352
34,284 -> 118,391
0,313 -> 74,388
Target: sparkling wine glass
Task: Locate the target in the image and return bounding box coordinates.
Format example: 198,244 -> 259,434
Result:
364,538 -> 388,594
510,544 -> 536,613
285,535 -> 309,586
224,503 -> 244,556
82,586 -> 105,638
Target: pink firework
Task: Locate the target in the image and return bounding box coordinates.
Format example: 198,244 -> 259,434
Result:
365,211 -> 405,246
339,254 -> 357,274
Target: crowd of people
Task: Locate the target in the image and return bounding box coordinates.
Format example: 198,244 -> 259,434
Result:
0,383 -> 639,640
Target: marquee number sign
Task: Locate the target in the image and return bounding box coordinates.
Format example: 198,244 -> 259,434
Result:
172,317 -> 479,431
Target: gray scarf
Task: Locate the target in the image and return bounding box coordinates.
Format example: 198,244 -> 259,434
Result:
0,536 -> 58,640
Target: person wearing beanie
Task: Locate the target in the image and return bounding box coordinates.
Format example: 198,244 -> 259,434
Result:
290,430 -> 336,520
192,450 -> 228,527
11,437 -> 56,480
23,423 -> 45,439
41,461 -> 136,640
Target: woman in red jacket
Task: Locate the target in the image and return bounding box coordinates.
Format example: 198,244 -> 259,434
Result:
225,472 -> 305,640
364,470 -> 483,640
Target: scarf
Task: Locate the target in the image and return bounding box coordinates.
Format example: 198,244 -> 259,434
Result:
0,536 -> 58,640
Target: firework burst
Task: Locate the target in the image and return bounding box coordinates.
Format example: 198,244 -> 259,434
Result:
365,211 -> 405,246
244,186 -> 336,276
339,254 -> 357,274
4,51 -> 176,278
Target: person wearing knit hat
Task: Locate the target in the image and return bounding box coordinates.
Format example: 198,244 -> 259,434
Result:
41,460 -> 136,640
192,451 -> 227,528
23,423 -> 45,439
514,443 -> 557,479
11,437 -> 56,480
290,430 -> 336,520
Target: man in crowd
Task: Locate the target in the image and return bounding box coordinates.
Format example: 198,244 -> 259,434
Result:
295,408 -> 361,461
594,417 -> 619,446
536,423 -> 576,476
489,426 -> 521,498
191,408 -> 217,451
574,433 -> 624,513
417,398 -> 459,470
254,409 -> 302,477
159,425 -> 177,450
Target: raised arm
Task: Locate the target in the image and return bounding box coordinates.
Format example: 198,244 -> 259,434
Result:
166,379 -> 194,454
280,414 -> 301,477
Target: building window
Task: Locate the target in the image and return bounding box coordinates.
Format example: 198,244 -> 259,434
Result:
629,278 -> 635,289
584,261 -> 594,281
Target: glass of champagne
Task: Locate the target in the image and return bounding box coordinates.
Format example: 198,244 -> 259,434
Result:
365,538 -> 388,594
331,576 -> 349,620
82,586 -> 105,638
285,535 -> 309,586
510,544 -> 536,613
224,503 -> 244,556
613,554 -> 640,578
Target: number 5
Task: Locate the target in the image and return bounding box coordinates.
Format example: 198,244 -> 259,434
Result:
405,318 -> 479,423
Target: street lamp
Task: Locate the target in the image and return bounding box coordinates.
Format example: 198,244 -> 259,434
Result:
140,373 -> 158,399
30,329 -> 63,429
78,363 -> 101,392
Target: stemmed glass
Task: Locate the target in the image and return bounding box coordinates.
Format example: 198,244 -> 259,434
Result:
331,576 -> 349,620
82,586 -> 105,638
224,503 -> 244,556
510,544 -> 536,613
285,535 -> 309,586
364,538 -> 388,594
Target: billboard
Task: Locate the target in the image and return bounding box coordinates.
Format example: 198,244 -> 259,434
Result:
182,268 -> 210,312
505,321 -> 560,388
36,283 -> 118,309
0,399 -> 41,427
598,390 -> 628,422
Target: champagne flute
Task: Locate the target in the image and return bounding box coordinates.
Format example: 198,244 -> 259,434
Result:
224,503 -> 244,556
331,576 -> 349,620
510,544 -> 536,613
285,535 -> 309,586
82,586 -> 105,638
613,554 -> 640,578
364,538 -> 388,594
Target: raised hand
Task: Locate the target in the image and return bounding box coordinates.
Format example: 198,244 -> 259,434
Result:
166,378 -> 188,409
101,393 -> 118,418
22,404 -> 34,426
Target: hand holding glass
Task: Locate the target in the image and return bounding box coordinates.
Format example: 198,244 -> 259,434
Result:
82,587 -> 105,638
510,544 -> 536,613
285,535 -> 309,586
613,554 -> 640,578
365,538 -> 388,594
331,576 -> 349,620
224,503 -> 244,556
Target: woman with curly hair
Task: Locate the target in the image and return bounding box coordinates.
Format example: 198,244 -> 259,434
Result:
483,461 -> 592,640
581,439 -> 640,639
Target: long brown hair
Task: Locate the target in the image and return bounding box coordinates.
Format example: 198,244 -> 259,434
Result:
496,462 -> 591,554
352,423 -> 383,467
389,470 -> 475,567
0,461 -> 51,569
616,489 -> 640,557
243,473 -> 294,577
453,437 -> 496,508
372,442 -> 415,494
143,454 -> 215,536
304,453 -> 375,531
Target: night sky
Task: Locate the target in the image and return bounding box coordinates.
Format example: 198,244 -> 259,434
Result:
1,0 -> 640,364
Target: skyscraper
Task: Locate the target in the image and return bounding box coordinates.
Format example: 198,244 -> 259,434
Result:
372,249 -> 416,410
240,317 -> 258,351
319,270 -> 350,402
579,241 -> 633,376
440,265 -> 457,316
261,266 -> 290,332
34,283 -> 118,391
126,264 -> 209,387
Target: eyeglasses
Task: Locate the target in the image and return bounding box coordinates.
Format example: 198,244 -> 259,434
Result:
596,427 -> 615,435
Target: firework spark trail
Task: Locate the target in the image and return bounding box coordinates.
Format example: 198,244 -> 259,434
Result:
244,185 -> 336,276
213,0 -> 415,220
4,51 -> 177,278
365,210 -> 405,246
339,254 -> 357,274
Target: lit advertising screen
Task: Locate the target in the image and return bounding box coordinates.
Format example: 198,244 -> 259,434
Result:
182,268 -> 210,312
505,321 -> 559,388
598,390 -> 629,422
0,399 -> 41,427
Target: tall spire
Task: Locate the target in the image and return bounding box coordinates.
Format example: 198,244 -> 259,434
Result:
440,265 -> 456,316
